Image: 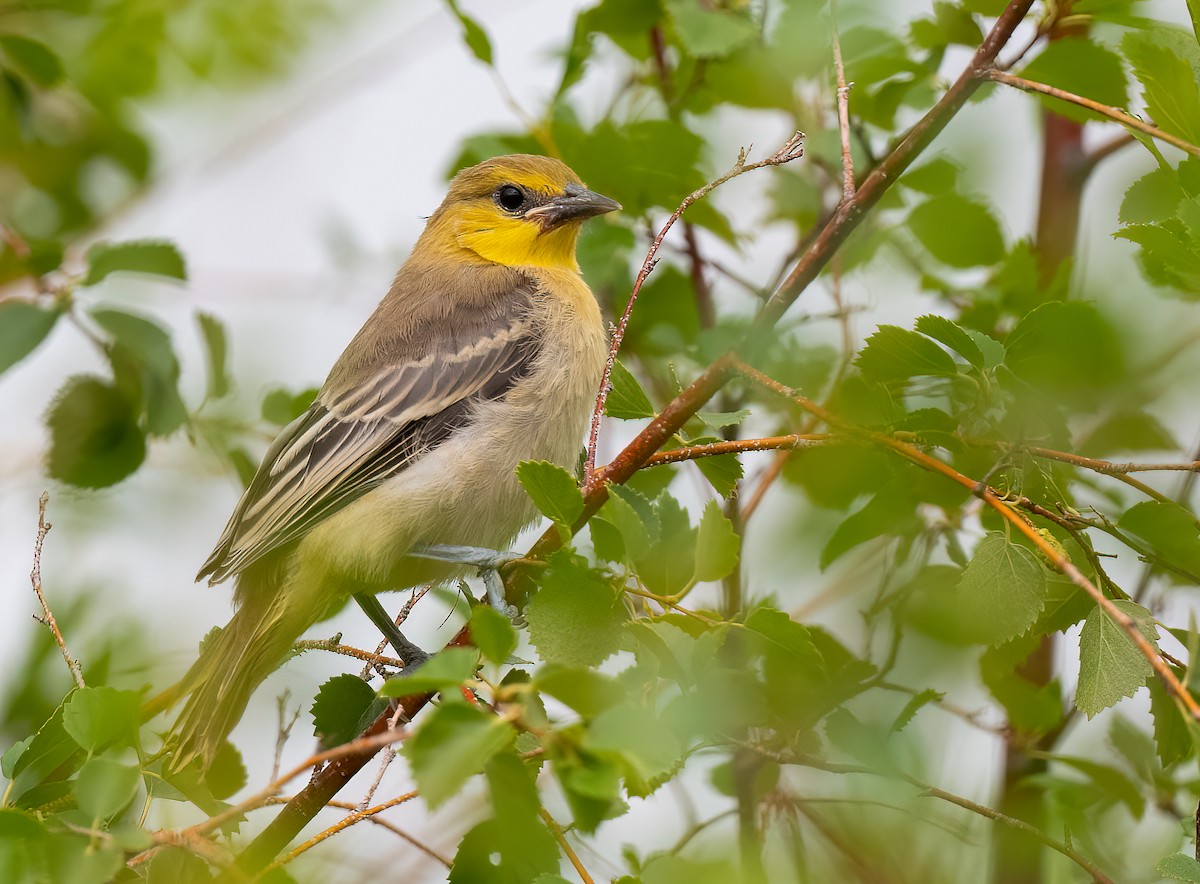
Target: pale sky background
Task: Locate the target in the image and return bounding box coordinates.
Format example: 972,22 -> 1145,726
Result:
1,1 -> 1196,879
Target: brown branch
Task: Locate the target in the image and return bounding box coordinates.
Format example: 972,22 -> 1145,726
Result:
830,0 -> 856,202
295,637 -> 405,669
583,133 -> 805,485
646,434 -> 828,467
733,359 -> 1200,723
985,69 -> 1200,159
30,493 -> 84,690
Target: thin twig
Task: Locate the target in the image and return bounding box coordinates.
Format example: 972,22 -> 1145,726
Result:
295,638 -> 405,669
646,434 -> 828,467
30,493 -> 84,690
583,132 -> 805,487
984,68 -> 1200,159
271,691 -> 301,783
264,791 -> 422,871
540,807 -> 594,884
830,0 -> 856,202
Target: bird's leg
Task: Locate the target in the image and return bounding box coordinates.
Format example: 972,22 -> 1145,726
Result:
352,593 -> 429,669
408,544 -> 523,623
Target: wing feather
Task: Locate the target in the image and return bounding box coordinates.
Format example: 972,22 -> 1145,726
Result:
197,280 -> 541,584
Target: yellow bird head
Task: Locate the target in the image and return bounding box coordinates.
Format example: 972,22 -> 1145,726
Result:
432,154 -> 621,270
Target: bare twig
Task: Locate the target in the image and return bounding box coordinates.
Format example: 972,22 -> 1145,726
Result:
646,434 -> 827,467
582,132 -> 805,487
264,791 -> 422,871
830,0 -> 856,202
271,691 -> 301,782
30,493 -> 84,690
984,68 -> 1200,159
295,637 -> 405,669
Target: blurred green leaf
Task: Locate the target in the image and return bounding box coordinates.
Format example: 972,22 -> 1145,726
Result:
1118,501 -> 1200,578
404,701 -> 514,809
0,301 -> 59,376
908,193 -> 1005,268
61,686 -> 140,754
536,665 -> 625,718
261,386 -> 317,425
527,552 -> 626,668
517,460 -> 584,527
1005,301 -> 1124,395
693,499 -> 738,582
379,647 -> 479,698
890,688 -> 943,734
444,0 -> 493,65
665,0 -> 758,59
196,312 -> 229,400
0,35 -> 63,86
75,758 -> 139,820
83,240 -> 186,286
1019,38 -> 1127,123
92,307 -> 186,435
205,740 -> 247,802
45,376 -> 145,488
1076,600 -> 1158,718
470,606 -> 518,666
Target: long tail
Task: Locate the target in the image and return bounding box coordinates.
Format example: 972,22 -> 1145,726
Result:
172,563 -> 325,771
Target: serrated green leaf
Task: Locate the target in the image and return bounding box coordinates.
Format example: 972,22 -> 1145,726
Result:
83,240 -> 186,286
594,485 -> 653,562
46,376 -> 145,488
957,533 -> 1048,646
1148,676 -> 1193,767
1076,600 -> 1158,718
516,460 -> 584,527
694,450 -> 743,498
693,499 -> 739,582
470,606 -> 518,666
311,674 -> 377,748
6,703 -> 79,808
75,759 -> 140,820
909,193 -> 1005,268
1124,29 -> 1200,146
535,665 -> 625,718
1158,853 -> 1200,883
404,702 -> 514,809
587,700 -> 684,795
855,325 -> 959,383
1019,38 -> 1127,123
606,359 -> 654,419
379,646 -> 479,698
62,687 -> 140,754
889,689 -> 943,734
0,35 -> 64,86
914,314 -> 985,368
0,301 -> 59,376
1005,301 -> 1123,395
527,553 -> 626,668
205,740 -> 248,801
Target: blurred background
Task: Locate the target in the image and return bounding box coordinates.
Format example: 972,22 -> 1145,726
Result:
2,0 -> 1198,881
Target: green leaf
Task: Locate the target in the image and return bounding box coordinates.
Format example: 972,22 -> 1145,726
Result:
1124,29 -> 1200,146
1076,600 -> 1158,718
470,605 -> 518,666
0,35 -> 64,86
1019,38 -> 1127,123
665,0 -> 758,58
62,687 -> 140,754
379,646 -> 479,697
693,499 -> 739,583
0,301 -> 58,376
261,386 -> 317,425
594,486 -> 653,562
914,314 -> 985,368
1081,410 -> 1177,456
606,359 -> 655,419
404,701 -> 514,808
197,312 -> 229,399
980,635 -> 1065,734
205,740 -> 248,801
1148,676 -> 1194,767
83,240 -> 187,286
535,665 -> 625,718
75,758 -> 140,820
444,0 -> 493,65
900,157 -> 961,195
956,533 -> 1048,646
516,460 -> 584,527
92,308 -> 186,435
1048,754 -> 1145,818
909,193 -> 1005,268
694,449 -> 743,498
587,700 -> 684,794
45,376 -> 145,488
1005,301 -> 1123,395
1120,163 -> 1188,225
7,704 -> 80,808
890,689 -> 943,734
1158,854 -> 1200,883
821,482 -> 919,569
311,674 -> 377,748
1119,501 -> 1200,577
855,325 -> 958,384
527,552 -> 626,668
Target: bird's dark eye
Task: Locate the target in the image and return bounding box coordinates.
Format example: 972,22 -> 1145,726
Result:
496,184 -> 525,212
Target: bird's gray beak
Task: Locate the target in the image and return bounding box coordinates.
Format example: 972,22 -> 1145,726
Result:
527,183 -> 621,231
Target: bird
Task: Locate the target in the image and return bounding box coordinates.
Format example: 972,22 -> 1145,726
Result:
171,154 -> 620,769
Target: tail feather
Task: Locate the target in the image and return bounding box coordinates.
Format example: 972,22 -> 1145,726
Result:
172,564 -> 326,772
